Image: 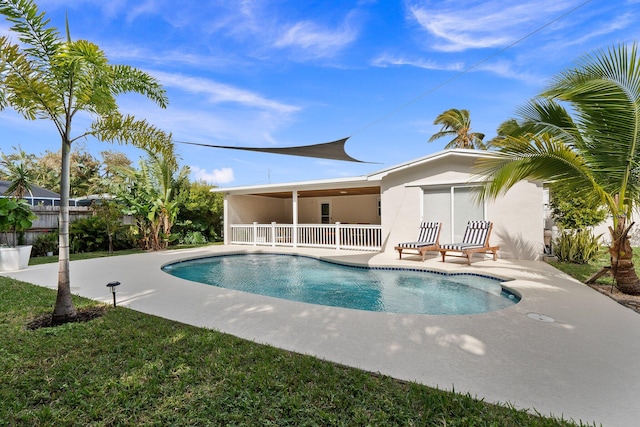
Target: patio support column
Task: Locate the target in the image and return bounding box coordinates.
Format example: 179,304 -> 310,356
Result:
223,194 -> 229,245
292,190 -> 298,247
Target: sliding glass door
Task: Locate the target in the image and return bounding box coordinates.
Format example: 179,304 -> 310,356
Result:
423,186 -> 484,243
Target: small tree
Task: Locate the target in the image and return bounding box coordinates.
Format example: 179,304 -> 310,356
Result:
549,184 -> 607,230
0,0 -> 171,322
115,148 -> 185,251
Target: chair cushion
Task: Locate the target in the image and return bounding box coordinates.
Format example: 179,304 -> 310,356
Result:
398,241 -> 437,249
461,221 -> 491,245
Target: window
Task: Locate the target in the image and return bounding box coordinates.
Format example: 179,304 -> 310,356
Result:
320,202 -> 331,224
423,186 -> 484,242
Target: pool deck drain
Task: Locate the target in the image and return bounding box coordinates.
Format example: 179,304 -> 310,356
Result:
527,313 -> 555,322
4,244 -> 640,427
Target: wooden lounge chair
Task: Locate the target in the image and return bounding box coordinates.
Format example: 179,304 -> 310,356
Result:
395,222 -> 442,261
438,220 -> 499,265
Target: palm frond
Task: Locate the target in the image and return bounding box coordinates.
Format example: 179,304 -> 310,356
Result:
0,35 -> 62,124
543,42 -> 640,210
90,113 -> 173,159
111,65 -> 168,109
475,133 -> 613,211
0,0 -> 60,65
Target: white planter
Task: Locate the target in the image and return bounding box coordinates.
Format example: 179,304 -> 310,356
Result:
0,245 -> 33,271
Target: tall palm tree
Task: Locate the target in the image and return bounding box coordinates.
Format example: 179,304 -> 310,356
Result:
428,108 -> 487,149
476,43 -> 640,295
0,0 -> 172,321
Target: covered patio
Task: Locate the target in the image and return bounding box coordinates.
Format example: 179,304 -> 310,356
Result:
216,177 -> 383,251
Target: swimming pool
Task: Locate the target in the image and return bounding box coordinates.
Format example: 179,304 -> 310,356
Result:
162,253 -> 519,315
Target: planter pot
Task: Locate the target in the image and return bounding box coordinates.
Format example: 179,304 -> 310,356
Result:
0,245 -> 33,272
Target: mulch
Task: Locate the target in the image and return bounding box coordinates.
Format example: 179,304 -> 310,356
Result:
27,305 -> 110,330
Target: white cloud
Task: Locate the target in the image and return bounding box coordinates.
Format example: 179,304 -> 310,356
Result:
274,18 -> 359,58
190,166 -> 235,185
407,0 -> 581,52
150,71 -> 300,114
371,53 -> 463,71
559,12 -> 635,47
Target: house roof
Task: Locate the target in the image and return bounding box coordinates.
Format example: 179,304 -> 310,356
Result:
366,148 -> 500,180
212,149 -> 500,198
0,180 -> 60,199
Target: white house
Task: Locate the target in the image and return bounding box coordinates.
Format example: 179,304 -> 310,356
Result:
212,149 -> 545,260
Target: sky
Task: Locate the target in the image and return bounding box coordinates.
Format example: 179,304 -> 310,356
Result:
1,0 -> 639,189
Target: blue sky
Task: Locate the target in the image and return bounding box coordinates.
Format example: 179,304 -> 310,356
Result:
1,0 -> 638,188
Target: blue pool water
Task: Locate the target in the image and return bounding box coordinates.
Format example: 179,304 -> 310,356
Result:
162,253 -> 519,315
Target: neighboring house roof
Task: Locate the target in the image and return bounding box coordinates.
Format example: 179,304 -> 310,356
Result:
0,180 -> 60,199
212,149 -> 501,197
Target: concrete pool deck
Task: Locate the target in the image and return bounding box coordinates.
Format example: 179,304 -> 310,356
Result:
4,245 -> 640,426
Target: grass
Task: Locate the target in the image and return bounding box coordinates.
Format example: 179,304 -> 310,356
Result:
28,243 -> 222,266
0,276 -> 594,426
29,249 -> 144,265
549,246 -> 640,285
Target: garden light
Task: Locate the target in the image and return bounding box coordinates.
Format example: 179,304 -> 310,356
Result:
106,281 -> 121,307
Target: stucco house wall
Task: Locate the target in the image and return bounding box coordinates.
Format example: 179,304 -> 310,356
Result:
217,149 -> 546,260
294,195 -> 380,224
377,152 -> 544,259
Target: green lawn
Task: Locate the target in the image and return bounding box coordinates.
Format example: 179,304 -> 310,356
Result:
29,248 -> 145,265
549,246 -> 640,285
0,273 -> 593,426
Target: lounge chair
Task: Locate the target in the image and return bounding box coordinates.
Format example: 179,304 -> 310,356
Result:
395,222 -> 442,261
438,220 -> 499,265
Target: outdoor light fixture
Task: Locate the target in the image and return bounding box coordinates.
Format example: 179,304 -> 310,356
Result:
106,281 -> 121,307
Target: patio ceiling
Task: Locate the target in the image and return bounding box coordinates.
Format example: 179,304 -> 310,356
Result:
251,186 -> 381,199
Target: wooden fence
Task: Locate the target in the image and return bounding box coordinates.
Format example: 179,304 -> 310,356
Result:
1,206 -> 92,246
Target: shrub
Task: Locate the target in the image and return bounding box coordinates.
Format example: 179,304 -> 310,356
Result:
552,229 -> 601,264
32,231 -> 58,256
549,186 -> 607,229
70,216 -> 135,253
180,230 -> 207,245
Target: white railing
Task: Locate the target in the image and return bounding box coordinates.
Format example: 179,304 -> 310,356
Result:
230,222 -> 382,251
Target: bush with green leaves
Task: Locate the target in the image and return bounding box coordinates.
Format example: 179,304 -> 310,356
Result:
32,231 -> 58,256
174,181 -> 223,242
180,230 -> 208,245
69,216 -> 135,253
549,186 -> 607,229
552,229 -> 601,264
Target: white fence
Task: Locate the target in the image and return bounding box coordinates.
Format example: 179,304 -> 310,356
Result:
230,222 -> 382,251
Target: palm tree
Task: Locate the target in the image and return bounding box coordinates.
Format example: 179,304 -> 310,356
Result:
0,0 -> 172,321
476,43 -> 640,295
428,108 -> 487,149
2,159 -> 33,200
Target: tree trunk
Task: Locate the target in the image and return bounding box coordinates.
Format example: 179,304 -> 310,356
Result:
53,140 -> 77,322
609,219 -> 640,295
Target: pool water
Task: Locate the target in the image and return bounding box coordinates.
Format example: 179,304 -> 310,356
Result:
162,253 -> 519,315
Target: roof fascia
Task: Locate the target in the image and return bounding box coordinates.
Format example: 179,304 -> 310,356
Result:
211,175 -> 378,195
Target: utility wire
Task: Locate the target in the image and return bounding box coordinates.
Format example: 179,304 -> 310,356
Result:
351,0 -> 593,137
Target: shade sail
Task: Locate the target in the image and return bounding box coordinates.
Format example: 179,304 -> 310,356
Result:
174,137 -> 368,163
